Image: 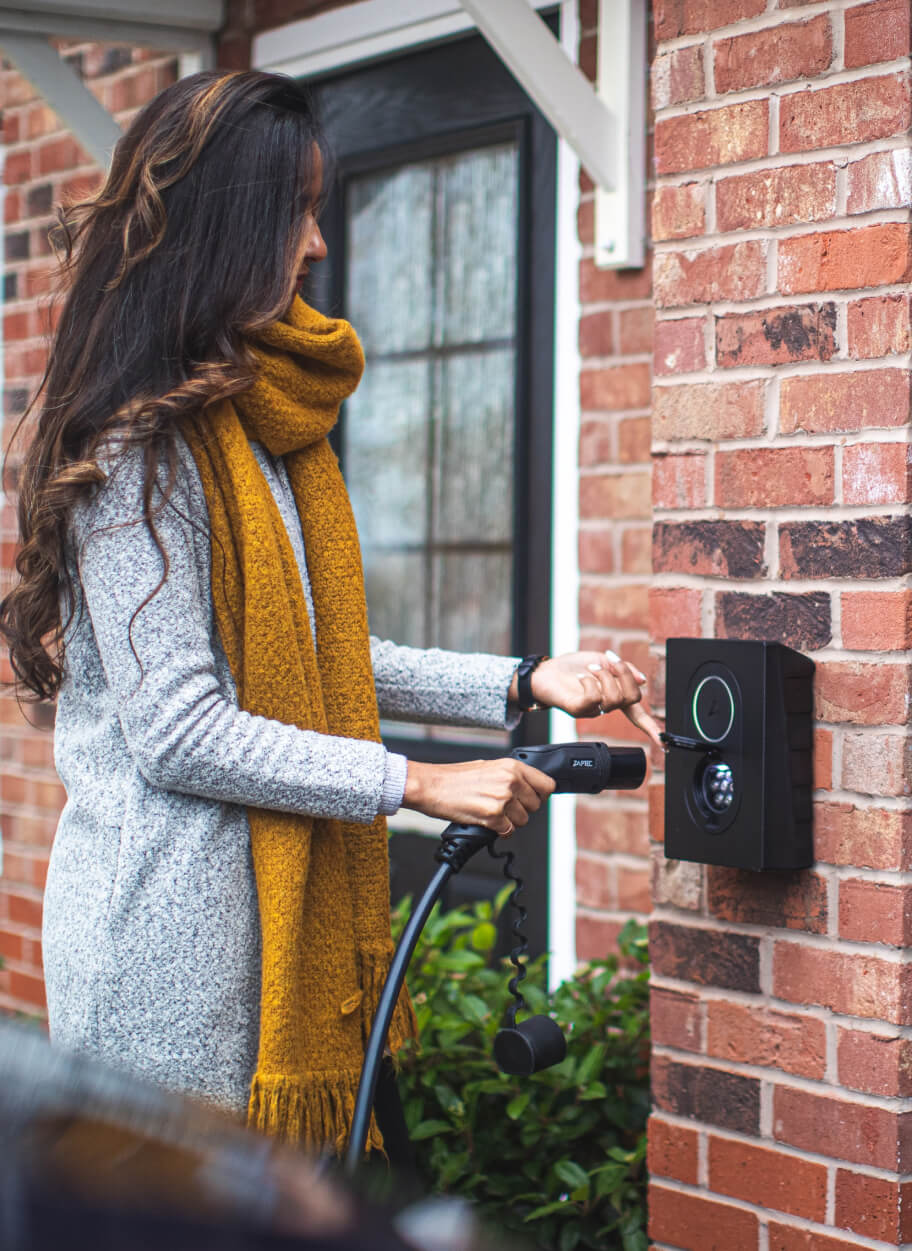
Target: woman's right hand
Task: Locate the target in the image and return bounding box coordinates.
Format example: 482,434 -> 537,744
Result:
401,757 -> 556,837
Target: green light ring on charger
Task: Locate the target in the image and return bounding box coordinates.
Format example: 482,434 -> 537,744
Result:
692,675 -> 735,743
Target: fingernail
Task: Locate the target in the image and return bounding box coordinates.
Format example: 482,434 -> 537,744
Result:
587,662 -> 602,673
634,668 -> 647,683
576,672 -> 588,681
604,649 -> 620,663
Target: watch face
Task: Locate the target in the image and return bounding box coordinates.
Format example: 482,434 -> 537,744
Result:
692,675 -> 735,744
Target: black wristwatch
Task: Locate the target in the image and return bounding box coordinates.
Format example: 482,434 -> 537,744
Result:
515,653 -> 549,712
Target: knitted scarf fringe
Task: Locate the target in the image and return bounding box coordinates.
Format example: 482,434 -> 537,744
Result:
247,1070 -> 383,1156
357,947 -> 419,1056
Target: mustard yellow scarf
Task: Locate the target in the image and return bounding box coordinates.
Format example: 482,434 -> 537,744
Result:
184,296 -> 416,1153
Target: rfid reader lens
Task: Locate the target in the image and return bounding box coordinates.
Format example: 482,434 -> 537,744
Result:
692,675 -> 735,743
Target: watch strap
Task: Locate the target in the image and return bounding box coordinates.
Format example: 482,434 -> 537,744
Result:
516,653 -> 548,711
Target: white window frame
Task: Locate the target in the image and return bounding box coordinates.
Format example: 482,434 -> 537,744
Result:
255,0 -> 582,984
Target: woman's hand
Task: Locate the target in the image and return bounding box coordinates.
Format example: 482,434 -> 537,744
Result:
511,650 -> 665,751
402,757 -> 556,837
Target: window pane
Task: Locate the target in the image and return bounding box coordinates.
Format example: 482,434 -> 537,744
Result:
435,552 -> 512,656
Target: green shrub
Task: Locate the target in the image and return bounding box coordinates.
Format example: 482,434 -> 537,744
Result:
391,888 -> 650,1251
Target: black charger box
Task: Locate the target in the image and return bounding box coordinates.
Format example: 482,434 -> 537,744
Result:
663,638 -> 814,870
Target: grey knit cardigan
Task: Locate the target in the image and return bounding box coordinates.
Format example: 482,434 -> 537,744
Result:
44,434 -> 520,1115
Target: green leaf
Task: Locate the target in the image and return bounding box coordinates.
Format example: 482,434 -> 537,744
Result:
409,1119 -> 455,1140
553,1160 -> 589,1192
576,1042 -> 606,1085
559,1222 -> 581,1251
523,1200 -> 574,1222
506,1092 -> 530,1120
471,921 -> 497,951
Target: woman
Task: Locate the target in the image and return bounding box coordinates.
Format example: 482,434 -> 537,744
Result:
0,71 -> 660,1153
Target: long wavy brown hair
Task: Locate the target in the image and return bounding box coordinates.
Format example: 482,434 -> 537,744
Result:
0,69 -> 327,701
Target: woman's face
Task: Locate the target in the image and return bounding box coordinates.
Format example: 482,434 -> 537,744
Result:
296,145 -> 327,291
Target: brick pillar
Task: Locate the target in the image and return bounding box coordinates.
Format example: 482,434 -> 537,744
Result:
648,2 -> 912,1248
0,45 -> 177,1017
574,0 -> 656,958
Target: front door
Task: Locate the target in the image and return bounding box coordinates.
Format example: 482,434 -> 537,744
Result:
310,20 -> 557,953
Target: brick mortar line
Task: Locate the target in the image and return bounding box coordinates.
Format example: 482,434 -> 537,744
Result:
652,504 -> 912,520
814,785 -> 912,809
648,910 -> 912,961
652,1112 -> 912,1182
651,284 -> 912,317
577,848 -> 652,869
653,0 -> 870,54
653,207 -> 911,249
652,134 -> 912,188
654,429 -> 912,452
652,1043 -> 912,1111
652,335 -> 912,360
649,1177 -> 906,1250
654,63 -> 911,124
650,974 -> 912,1038
649,571 -> 912,588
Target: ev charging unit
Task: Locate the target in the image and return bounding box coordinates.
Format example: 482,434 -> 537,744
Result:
662,638 -> 815,871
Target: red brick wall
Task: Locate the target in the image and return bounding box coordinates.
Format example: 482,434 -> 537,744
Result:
647,1 -> 912,1247
0,46 -> 177,1015
575,0 -> 657,959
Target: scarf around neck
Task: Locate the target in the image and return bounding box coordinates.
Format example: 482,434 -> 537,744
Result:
184,296 -> 416,1153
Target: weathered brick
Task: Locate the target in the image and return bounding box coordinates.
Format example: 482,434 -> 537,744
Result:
817,727 -> 834,788
847,147 -> 912,214
780,73 -> 912,154
575,853 -> 615,909
7,891 -> 42,929
578,309 -> 612,358
707,865 -> 827,933
779,224 -> 912,295
653,379 -> 766,440
617,307 -> 654,355
654,0 -> 765,39
847,294 -> 911,358
579,419 -> 614,468
653,520 -> 765,578
713,15 -> 832,93
716,303 -> 837,368
649,1184 -> 760,1251
709,1136 -> 827,1221
579,257 -> 653,304
841,589 -> 912,649
578,526 -> 614,574
650,985 -> 702,1052
652,182 -> 706,241
575,914 -> 625,962
716,161 -> 836,231
652,1055 -> 761,1134
650,919 -> 760,991
780,517 -> 912,580
655,240 -> 767,307
843,440 -> 910,506
844,0 -> 912,68
580,362 -> 651,411
5,150 -> 31,184
651,44 -> 705,110
649,586 -> 703,644
618,416 -> 651,463
775,1084 -> 912,1170
579,582 -> 649,629
7,968 -> 46,1009
815,802 -> 912,869
577,801 -> 648,856
648,1116 -> 699,1184
652,849 -> 704,912
839,878 -> 912,946
716,591 -> 832,651
652,452 -> 707,508
774,940 -> 912,1025
654,316 -> 706,375
706,1001 -> 826,1079
835,1169 -> 902,1244
655,99 -> 768,175
767,1222 -> 871,1251
816,660 -> 909,725
837,1027 -> 912,1097
579,471 -> 651,519
842,730 -> 912,797
717,446 -> 834,508
577,197 -> 594,247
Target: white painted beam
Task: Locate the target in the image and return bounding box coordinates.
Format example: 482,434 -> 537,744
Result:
594,0 -> 646,268
458,0 -> 618,194
0,32 -> 121,168
0,8 -> 214,52
16,0 -> 222,34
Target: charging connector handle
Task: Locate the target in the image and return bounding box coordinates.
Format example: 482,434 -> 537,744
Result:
512,741 -> 646,792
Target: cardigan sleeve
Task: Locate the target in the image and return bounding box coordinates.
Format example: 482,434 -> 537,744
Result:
70,445 -> 402,825
370,636 -> 523,730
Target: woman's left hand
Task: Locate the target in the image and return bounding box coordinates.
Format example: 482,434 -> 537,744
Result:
516,651 -> 664,751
